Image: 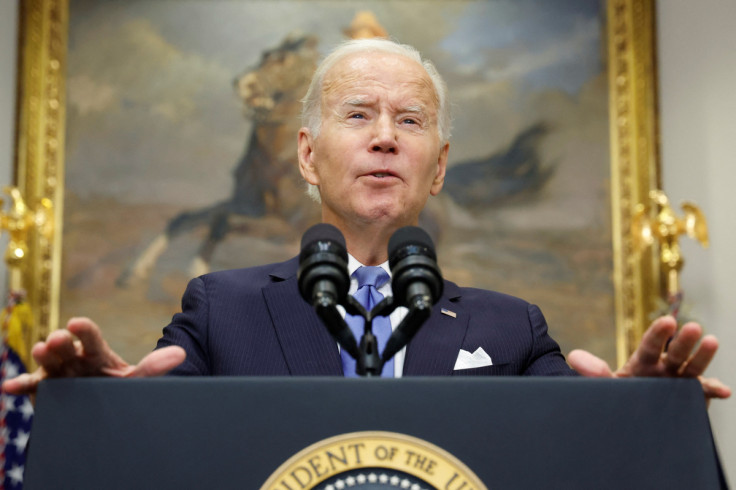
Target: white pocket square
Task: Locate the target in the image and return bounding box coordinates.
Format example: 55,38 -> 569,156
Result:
453,347 -> 493,370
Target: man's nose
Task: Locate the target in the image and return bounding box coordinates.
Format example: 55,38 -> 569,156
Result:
370,115 -> 397,154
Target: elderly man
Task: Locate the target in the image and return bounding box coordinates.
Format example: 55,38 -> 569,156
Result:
2,39 -> 730,399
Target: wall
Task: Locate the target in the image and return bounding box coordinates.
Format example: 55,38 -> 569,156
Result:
657,0 -> 736,481
0,0 -> 733,482
0,1 -> 18,302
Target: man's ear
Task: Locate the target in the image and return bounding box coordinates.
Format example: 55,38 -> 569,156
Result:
297,128 -> 319,185
430,142 -> 449,196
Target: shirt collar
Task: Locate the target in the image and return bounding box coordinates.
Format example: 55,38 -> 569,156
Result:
347,253 -> 391,278
347,253 -> 392,296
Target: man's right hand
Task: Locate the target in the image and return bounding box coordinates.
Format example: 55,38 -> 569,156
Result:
1,317 -> 186,395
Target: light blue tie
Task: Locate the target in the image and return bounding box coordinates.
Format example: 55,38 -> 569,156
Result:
341,266 -> 394,377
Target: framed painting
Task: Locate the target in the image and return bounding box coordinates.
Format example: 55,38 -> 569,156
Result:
14,0 -> 661,368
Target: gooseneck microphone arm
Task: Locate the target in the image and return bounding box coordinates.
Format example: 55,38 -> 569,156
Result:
311,290 -> 361,362
380,296 -> 431,366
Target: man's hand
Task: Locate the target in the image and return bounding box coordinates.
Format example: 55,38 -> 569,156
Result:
568,315 -> 731,400
1,317 -> 186,396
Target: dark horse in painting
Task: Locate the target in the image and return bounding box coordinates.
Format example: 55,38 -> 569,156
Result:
118,34 -> 321,286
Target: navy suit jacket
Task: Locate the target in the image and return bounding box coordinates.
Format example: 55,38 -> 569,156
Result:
157,257 -> 576,376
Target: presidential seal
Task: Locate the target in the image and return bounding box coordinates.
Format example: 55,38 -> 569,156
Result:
261,431 -> 487,490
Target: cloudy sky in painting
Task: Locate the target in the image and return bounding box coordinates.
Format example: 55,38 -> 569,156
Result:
64,0 -> 606,228
440,1 -> 602,91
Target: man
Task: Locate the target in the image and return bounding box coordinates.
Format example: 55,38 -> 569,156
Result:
2,39 -> 730,399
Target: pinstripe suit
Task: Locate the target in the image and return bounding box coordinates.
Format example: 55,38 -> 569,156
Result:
156,257 -> 577,376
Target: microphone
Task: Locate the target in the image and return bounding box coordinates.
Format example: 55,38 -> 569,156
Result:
297,223 -> 360,360
382,226 -> 443,363
297,223 -> 350,306
388,226 -> 443,308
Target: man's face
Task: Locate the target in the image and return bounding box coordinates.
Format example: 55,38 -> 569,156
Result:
298,51 -> 448,231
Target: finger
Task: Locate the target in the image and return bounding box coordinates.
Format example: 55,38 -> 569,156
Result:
699,376 -> 732,400
45,329 -> 79,359
101,347 -> 186,378
663,322 -> 702,375
32,331 -> 77,374
681,335 -> 719,377
131,347 -> 187,377
68,317 -> 132,374
66,317 -> 108,358
632,316 -> 677,368
1,370 -> 45,396
567,349 -> 614,377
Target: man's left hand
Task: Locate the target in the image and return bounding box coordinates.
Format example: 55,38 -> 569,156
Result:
568,315 -> 731,401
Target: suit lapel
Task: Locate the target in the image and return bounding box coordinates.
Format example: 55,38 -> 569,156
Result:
403,281 -> 467,376
262,257 -> 343,375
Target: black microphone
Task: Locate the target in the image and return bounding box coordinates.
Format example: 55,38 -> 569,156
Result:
297,223 -> 350,307
297,224 -> 360,361
388,226 -> 443,308
382,226 -> 443,363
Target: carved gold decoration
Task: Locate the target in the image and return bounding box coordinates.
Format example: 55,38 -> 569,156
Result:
344,11 -> 389,39
608,0 -> 663,366
633,190 -> 709,301
0,186 -> 54,364
14,0 -> 68,364
0,187 -> 53,270
15,0 -> 662,368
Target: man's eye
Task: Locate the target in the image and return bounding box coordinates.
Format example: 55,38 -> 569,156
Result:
402,118 -> 418,125
349,113 -> 365,119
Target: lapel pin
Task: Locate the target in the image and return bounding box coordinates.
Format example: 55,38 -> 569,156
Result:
441,308 -> 457,318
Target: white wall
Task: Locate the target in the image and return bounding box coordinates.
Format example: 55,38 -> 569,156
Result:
657,0 -> 736,482
0,1 -> 18,301
0,0 -> 732,482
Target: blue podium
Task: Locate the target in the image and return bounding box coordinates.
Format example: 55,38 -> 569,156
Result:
25,377 -> 726,489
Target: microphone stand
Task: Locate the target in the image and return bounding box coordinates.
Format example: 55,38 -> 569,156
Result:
380,293 -> 432,366
311,289 -> 434,377
354,293 -> 433,377
353,296 -> 393,377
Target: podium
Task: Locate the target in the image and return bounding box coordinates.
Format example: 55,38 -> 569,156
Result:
25,377 -> 725,489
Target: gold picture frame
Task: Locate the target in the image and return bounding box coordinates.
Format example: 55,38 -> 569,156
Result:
14,0 -> 661,368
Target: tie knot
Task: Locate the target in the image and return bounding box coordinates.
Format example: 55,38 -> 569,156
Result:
352,266 -> 389,290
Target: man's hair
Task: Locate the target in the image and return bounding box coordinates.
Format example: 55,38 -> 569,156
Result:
301,38 -> 451,202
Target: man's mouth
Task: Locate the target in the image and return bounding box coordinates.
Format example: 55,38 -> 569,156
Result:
366,169 -> 397,179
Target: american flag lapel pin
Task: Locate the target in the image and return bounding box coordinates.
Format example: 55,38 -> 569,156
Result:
441,308 -> 457,318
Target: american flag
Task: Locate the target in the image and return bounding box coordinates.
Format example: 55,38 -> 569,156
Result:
0,345 -> 33,489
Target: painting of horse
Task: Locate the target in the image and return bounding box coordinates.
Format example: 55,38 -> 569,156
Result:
61,0 -> 614,365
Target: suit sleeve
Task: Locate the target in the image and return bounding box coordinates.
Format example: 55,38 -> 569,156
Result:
156,276 -> 211,375
524,303 -> 578,376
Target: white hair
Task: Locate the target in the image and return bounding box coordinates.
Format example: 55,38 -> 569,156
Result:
301,38 -> 452,202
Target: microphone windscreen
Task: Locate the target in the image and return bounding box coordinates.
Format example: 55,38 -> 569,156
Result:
300,223 -> 347,258
388,226 -> 436,265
